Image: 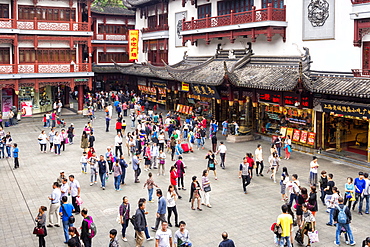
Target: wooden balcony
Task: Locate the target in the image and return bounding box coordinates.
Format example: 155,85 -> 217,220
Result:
182,5 -> 286,31
94,33 -> 126,41
0,63 -> 91,74
352,69 -> 370,77
0,18 -> 89,31
351,0 -> 370,4
142,24 -> 169,33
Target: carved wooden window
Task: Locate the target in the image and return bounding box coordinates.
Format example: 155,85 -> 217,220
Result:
0,48 -> 10,64
262,0 -> 284,8
159,13 -> 168,27
217,0 -> 254,16
363,42 -> 370,70
98,52 -> 129,63
198,4 -> 211,19
19,49 -> 76,63
0,4 -> 9,18
148,15 -> 157,29
98,25 -> 126,34
18,6 -> 76,21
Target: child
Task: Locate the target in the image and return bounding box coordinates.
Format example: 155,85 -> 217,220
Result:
158,150 -> 166,176
143,172 -> 159,202
109,229 -> 119,247
80,151 -> 88,174
43,114 -> 47,127
122,120 -> 126,135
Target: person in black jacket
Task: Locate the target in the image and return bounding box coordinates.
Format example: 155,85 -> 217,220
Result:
80,208 -> 92,247
135,202 -> 147,247
333,197 -> 356,246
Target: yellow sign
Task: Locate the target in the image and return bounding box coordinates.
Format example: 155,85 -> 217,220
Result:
181,82 -> 189,92
129,30 -> 139,60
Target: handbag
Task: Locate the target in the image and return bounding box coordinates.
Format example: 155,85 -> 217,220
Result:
308,230 -> 319,243
349,192 -> 356,201
208,163 -> 215,169
159,159 -> 165,165
307,202 -> 316,211
294,230 -> 303,245
61,204 -> 75,224
204,185 -> 211,192
33,226 -> 45,235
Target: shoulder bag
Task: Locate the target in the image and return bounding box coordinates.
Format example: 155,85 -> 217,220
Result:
61,204 -> 75,224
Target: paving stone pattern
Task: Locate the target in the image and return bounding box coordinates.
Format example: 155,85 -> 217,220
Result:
0,110 -> 370,247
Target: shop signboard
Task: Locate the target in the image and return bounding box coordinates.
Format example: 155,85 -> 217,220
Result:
259,93 -> 281,104
307,132 -> 316,146
300,131 -> 308,143
20,101 -> 32,117
151,80 -> 166,88
181,82 -> 189,92
128,30 -> 139,60
280,127 -> 287,137
176,104 -> 193,115
138,85 -> 156,94
292,129 -> 301,142
2,88 -> 12,116
286,128 -> 294,139
321,101 -> 370,119
191,84 -> 220,99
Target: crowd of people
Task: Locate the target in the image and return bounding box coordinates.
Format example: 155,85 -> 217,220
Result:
29,90 -> 370,247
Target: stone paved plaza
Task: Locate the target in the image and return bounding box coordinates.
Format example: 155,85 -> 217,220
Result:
1,110 -> 370,247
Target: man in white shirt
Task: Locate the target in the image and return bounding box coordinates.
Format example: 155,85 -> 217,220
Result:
114,132 -> 123,158
57,100 -> 63,116
151,143 -> 159,169
47,182 -> 61,227
255,144 -> 264,177
216,142 -> 227,169
69,175 -> 81,214
60,178 -> 69,199
155,221 -> 173,247
309,156 -> 319,186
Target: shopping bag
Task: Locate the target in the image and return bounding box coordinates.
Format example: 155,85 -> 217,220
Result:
308,230 -> 319,243
76,196 -> 83,206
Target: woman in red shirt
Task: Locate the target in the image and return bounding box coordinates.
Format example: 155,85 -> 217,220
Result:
170,166 -> 182,199
246,153 -> 255,179
115,119 -> 122,135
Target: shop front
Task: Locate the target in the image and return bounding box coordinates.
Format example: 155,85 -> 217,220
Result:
320,100 -> 370,162
18,86 -> 53,116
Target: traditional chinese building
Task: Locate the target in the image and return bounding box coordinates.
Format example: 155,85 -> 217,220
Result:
116,0 -> 370,163
0,0 -> 95,115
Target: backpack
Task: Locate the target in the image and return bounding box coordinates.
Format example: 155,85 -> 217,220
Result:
190,134 -> 195,144
337,205 -> 347,224
83,216 -> 97,238
130,214 -> 137,229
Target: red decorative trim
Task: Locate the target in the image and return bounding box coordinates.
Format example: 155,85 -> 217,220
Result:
354,18 -> 370,47
351,0 -> 370,3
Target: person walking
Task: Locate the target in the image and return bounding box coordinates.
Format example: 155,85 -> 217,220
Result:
205,150 -> 217,180
334,197 -> 356,246
319,171 -> 328,206
143,172 -> 159,202
53,132 -> 61,155
114,132 -> 123,158
284,135 -> 292,160
239,157 -> 251,194
309,156 -> 319,186
189,176 -> 202,211
134,201 -> 147,247
13,143 -> 19,169
109,229 -> 119,247
216,142 -> 227,169
327,186 -> 340,226
35,206 -> 48,247
119,196 -> 130,242
167,185 -> 179,228
175,156 -> 186,190
119,155 -> 128,185
67,123 -> 74,144
353,171 -> 366,215
170,166 -> 182,199
132,152 -> 142,183
280,167 -> 289,201
344,177 -> 355,211
255,144 -> 264,176
155,221 -> 173,247
201,170 -> 211,208
276,204 -> 293,247
151,189 -> 167,231
47,182 -> 61,228
268,152 -> 280,183
5,132 -> 12,158
69,175 -> 81,214
80,131 -> 89,152
158,150 -> 166,176
38,130 -> 48,153
151,142 -> 159,169
67,227 -> 80,247
80,208 -> 93,247
98,155 -> 109,190
308,185 -> 318,217
174,221 -> 192,247
80,151 -> 88,174
218,232 -> 235,247
59,196 -> 75,244
106,113 -> 111,132
299,203 -> 316,247
113,160 -> 123,191
88,152 -> 98,186
211,132 -> 217,153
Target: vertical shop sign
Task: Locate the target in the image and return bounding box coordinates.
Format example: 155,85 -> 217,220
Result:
2,88 -> 13,116
307,132 -> 316,146
181,82 -> 189,92
292,129 -> 301,142
280,127 -> 287,137
129,30 -> 139,60
286,128 -> 294,139
300,131 -> 308,143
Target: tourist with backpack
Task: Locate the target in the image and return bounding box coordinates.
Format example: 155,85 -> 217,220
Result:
333,197 -> 356,246
80,208 -> 96,247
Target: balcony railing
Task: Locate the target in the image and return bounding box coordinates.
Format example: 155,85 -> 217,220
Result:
142,24 -> 169,33
94,33 -> 126,41
0,18 -> 89,31
351,0 -> 370,4
0,63 -> 91,74
352,69 -> 370,77
182,4 -> 286,31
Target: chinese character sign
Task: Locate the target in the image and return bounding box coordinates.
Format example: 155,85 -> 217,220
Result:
129,30 -> 139,60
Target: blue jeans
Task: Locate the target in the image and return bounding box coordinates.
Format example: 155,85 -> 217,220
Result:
81,163 -> 87,173
46,119 -> 50,127
54,144 -> 61,154
0,146 -> 4,158
365,195 -> 370,213
183,130 -> 188,139
201,137 -> 206,146
148,188 -> 154,201
328,207 -> 335,225
114,175 -> 121,190
121,218 -> 129,237
121,168 -> 126,184
279,236 -> 292,247
145,226 -> 151,239
196,139 -> 202,149
90,168 -> 97,183
62,220 -> 73,243
222,128 -> 227,135
99,173 -> 107,187
354,192 -> 364,212
6,146 -> 11,157
335,223 -> 355,245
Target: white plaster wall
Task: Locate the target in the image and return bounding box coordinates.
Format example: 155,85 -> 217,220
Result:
17,0 -> 76,8
136,10 -> 147,62
96,48 -> 126,53
38,41 -> 70,48
137,0 -> 362,73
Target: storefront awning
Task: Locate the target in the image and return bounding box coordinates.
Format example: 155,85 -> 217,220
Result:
190,84 -> 220,99
321,100 -> 370,118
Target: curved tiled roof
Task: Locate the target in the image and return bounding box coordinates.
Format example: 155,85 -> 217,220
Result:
91,6 -> 135,16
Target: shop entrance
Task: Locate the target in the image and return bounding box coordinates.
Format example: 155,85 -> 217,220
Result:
324,115 -> 369,161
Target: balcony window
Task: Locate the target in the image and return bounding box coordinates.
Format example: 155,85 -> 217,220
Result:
262,0 -> 284,8
159,13 -> 168,27
18,6 -> 76,21
0,4 -> 9,18
0,48 -> 10,64
364,42 -> 370,70
198,4 -> 211,19
98,52 -> 129,63
148,16 -> 157,29
20,49 -> 75,63
217,0 -> 254,16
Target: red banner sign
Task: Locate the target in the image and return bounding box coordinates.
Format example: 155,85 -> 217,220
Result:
292,129 -> 301,142
300,131 -> 308,143
307,132 -> 316,146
